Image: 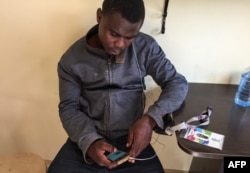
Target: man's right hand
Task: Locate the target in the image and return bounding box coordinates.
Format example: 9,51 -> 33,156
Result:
86,139 -> 118,169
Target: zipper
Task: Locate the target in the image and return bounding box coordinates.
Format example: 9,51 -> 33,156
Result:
105,55 -> 113,138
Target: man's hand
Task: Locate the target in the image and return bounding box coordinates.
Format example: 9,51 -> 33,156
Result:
126,114 -> 156,163
86,139 -> 118,169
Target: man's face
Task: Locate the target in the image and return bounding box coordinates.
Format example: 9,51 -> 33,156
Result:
97,10 -> 142,56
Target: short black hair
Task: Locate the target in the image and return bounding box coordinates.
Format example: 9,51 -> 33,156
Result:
102,0 -> 145,23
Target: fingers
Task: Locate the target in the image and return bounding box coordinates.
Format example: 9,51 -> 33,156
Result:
128,156 -> 135,164
127,137 -> 143,164
126,130 -> 134,148
87,139 -> 119,169
129,137 -> 142,157
102,141 -> 117,153
101,156 -> 118,169
108,162 -> 119,169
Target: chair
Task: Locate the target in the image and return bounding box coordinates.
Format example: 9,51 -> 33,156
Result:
0,152 -> 50,173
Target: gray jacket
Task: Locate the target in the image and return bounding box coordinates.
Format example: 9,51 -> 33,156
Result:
58,25 -> 188,162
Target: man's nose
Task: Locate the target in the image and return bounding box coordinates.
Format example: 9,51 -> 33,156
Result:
114,37 -> 125,48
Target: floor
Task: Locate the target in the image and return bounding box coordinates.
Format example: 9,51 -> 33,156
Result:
165,170 -> 188,173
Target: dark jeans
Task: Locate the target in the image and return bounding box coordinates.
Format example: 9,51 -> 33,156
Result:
48,136 -> 165,173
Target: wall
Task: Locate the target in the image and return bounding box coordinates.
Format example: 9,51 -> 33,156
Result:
143,0 -> 250,86
1,0 -> 250,171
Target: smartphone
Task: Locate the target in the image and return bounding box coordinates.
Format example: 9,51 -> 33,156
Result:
106,150 -> 130,165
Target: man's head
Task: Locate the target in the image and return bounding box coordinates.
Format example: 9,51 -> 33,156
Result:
102,0 -> 145,24
96,0 -> 145,55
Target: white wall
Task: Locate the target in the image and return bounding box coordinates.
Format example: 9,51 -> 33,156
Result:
143,0 -> 250,86
1,0 -> 250,171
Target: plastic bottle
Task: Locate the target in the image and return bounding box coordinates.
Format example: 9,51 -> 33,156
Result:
234,67 -> 250,107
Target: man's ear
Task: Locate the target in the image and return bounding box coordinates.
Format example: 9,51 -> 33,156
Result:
96,8 -> 102,24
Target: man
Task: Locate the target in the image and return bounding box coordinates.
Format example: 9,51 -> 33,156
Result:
48,0 -> 188,172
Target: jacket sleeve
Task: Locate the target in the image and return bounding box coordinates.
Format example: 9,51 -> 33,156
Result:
57,60 -> 103,163
143,40 -> 188,129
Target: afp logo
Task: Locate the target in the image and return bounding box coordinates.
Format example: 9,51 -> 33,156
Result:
224,157 -> 250,173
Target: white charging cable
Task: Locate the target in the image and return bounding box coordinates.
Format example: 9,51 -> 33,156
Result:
130,154 -> 156,161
